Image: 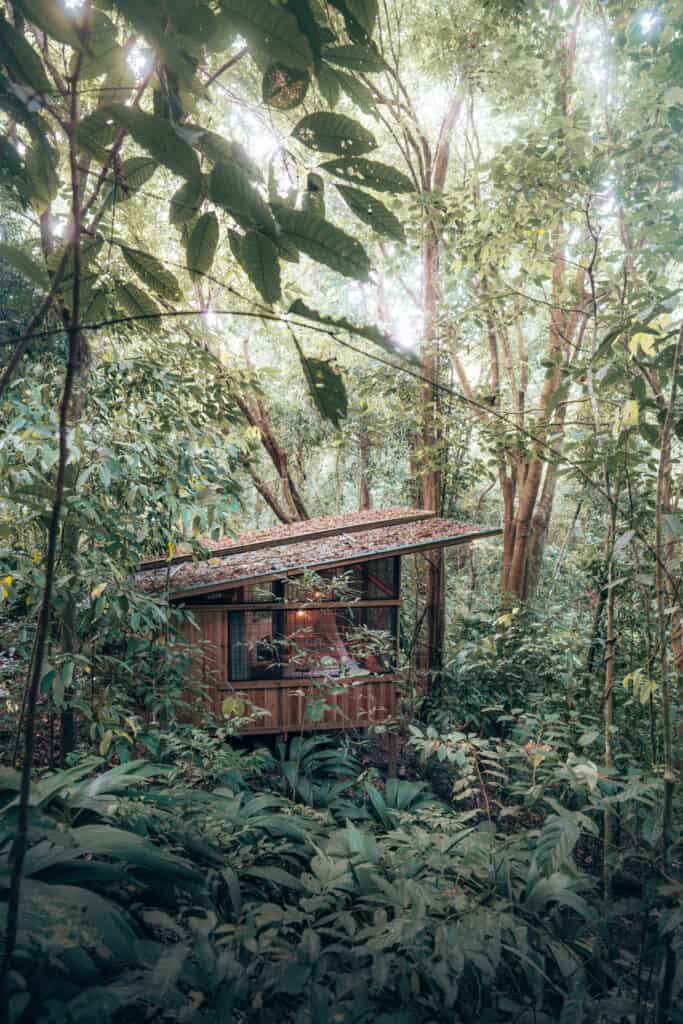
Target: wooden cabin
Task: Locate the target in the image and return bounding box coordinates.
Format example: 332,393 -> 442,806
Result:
137,508 -> 500,735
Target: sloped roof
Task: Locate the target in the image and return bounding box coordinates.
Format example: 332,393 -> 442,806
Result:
137,510 -> 501,599
138,507 -> 436,571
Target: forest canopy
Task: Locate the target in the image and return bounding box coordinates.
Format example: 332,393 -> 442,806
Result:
0,0 -> 682,1021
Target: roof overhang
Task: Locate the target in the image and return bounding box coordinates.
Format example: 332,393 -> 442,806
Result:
162,526 -> 502,601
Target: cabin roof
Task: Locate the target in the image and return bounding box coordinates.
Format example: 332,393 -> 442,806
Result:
136,508 -> 501,599
138,507 -> 437,571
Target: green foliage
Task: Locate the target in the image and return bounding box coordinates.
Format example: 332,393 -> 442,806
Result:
336,182 -> 406,241
319,156 -> 415,192
169,176 -> 206,226
299,352 -> 348,428
185,211 -> 220,283
120,244 -> 181,301
105,104 -> 201,180
240,230 -> 282,303
322,44 -> 385,73
292,111 -> 377,155
209,160 -> 276,234
219,0 -> 314,70
275,207 -> 370,280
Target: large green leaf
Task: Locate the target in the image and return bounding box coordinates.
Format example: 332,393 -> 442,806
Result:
332,66 -> 376,114
336,183 -> 405,241
186,211 -> 219,282
78,12 -> 125,81
218,0 -> 313,70
83,287 -> 109,325
275,207 -> 370,280
288,298 -> 418,363
299,353 -> 348,429
106,104 -> 201,180
240,230 -> 281,303
76,105 -> 119,159
0,15 -> 51,93
120,156 -> 158,194
0,880 -> 138,963
316,62 -> 341,107
292,111 -> 376,156
345,0 -> 378,35
209,161 -> 275,234
322,44 -> 385,73
198,131 -> 262,181
120,244 -> 181,301
24,141 -> 58,213
114,280 -> 162,330
319,156 -> 414,193
0,243 -> 48,289
71,825 -> 203,884
13,0 -> 81,47
303,171 -> 325,217
169,176 -> 205,226
114,0 -> 196,82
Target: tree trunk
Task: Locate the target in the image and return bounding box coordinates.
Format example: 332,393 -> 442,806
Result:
358,425 -> 371,511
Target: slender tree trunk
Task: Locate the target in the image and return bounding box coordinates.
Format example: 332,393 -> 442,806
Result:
0,63 -> 84,1016
59,345 -> 90,763
603,492 -> 618,899
415,93 -> 462,686
358,425 -> 371,511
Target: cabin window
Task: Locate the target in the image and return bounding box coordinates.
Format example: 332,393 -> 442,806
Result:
280,606 -> 396,678
227,609 -> 284,681
226,593 -> 398,682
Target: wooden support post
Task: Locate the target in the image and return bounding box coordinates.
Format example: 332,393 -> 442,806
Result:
387,733 -> 398,778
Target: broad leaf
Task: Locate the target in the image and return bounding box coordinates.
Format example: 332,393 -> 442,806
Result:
83,288 -> 109,324
0,15 -> 51,94
275,207 -> 369,280
336,183 -> 405,241
316,63 -> 341,107
303,171 -> 325,216
322,44 -> 385,73
288,298 -> 418,363
209,161 -> 275,234
120,245 -> 181,301
300,353 -> 348,428
218,0 -> 313,70
319,156 -> 414,193
228,227 -> 247,271
24,141 -> 58,213
186,212 -> 219,282
106,104 -> 201,180
292,111 -> 376,156
170,176 -> 206,226
345,0 -> 378,35
77,105 -> 119,159
0,243 -> 48,289
114,280 -> 162,330
332,66 -> 377,114
240,230 -> 281,303
198,131 -> 262,181
13,0 -> 81,47
120,156 -> 158,195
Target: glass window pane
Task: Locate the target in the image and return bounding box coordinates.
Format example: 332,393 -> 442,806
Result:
228,610 -> 282,681
280,606 -> 396,678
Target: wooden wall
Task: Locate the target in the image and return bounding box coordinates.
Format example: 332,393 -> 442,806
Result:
176,606 -> 397,734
